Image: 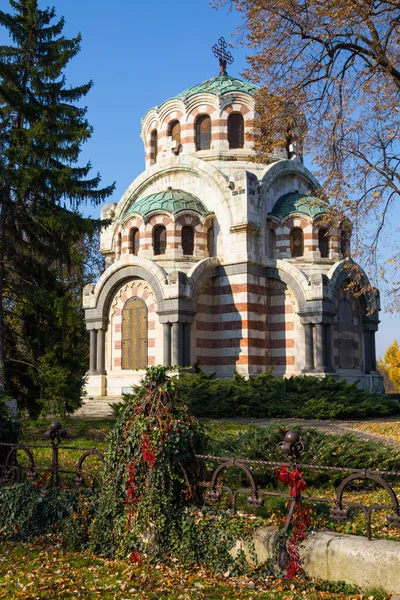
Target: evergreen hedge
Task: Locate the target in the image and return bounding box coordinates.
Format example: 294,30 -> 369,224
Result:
175,370 -> 399,420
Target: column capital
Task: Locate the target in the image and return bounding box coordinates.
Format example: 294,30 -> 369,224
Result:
159,313 -> 195,325
86,317 -> 108,331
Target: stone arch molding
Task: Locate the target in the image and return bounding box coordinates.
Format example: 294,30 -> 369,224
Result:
114,155 -> 231,228
261,160 -> 320,193
186,257 -> 222,303
259,160 -> 321,222
110,280 -> 155,317
328,260 -> 379,319
84,258 -> 168,327
267,259 -> 309,313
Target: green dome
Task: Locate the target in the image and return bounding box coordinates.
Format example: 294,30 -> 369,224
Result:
269,192 -> 329,220
125,189 -> 210,217
174,74 -> 259,102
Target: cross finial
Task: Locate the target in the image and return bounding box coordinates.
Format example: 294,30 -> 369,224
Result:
212,37 -> 234,75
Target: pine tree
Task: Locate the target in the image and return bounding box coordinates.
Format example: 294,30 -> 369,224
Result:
0,0 -> 114,414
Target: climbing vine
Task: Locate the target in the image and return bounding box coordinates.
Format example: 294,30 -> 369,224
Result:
276,465 -> 311,578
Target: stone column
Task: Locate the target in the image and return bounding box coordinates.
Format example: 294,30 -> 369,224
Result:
324,324 -> 334,372
89,329 -> 98,373
303,324 -> 314,371
183,323 -> 191,368
364,329 -> 371,373
370,330 -> 377,371
172,322 -> 182,367
163,323 -> 172,367
314,323 -> 326,371
97,329 -> 106,374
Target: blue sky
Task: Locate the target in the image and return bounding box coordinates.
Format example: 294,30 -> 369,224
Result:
2,0 -> 399,357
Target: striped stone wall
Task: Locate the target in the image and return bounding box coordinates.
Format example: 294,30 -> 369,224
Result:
143,101 -> 255,169
194,274 -> 302,378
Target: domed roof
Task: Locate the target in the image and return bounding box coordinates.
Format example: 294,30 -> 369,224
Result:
125,189 -> 210,217
269,192 -> 329,220
165,74 -> 259,105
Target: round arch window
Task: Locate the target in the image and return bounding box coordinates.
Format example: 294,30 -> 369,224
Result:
150,129 -> 158,163
169,120 -> 181,154
290,228 -> 304,257
153,225 -> 167,255
318,228 -> 329,258
181,226 -> 194,255
196,115 -> 211,150
228,113 -> 244,149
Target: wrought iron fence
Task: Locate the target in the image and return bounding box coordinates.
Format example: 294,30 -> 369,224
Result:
196,431 -> 400,544
0,422 -> 104,490
1,425 -> 400,552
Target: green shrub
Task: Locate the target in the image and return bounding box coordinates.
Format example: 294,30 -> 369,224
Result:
176,370 -> 399,420
0,482 -> 96,543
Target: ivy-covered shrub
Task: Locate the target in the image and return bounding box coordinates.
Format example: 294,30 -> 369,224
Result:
0,482 -> 97,543
89,367 -> 267,573
175,370 -> 399,420
90,366 -> 204,559
0,396 -> 19,466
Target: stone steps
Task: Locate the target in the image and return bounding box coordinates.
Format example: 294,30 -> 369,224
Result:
73,397 -> 123,419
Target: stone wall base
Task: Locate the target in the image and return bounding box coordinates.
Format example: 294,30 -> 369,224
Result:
84,375 -> 107,397
232,526 -> 400,594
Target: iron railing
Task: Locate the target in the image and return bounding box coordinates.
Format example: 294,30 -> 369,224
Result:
1,425 -> 399,550
0,422 -> 104,490
196,431 -> 400,545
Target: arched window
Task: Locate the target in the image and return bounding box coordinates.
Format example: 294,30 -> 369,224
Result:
341,231 -> 348,256
196,115 -> 211,150
181,225 -> 194,255
153,225 -> 166,255
129,228 -> 139,256
207,220 -> 214,257
116,232 -> 122,258
122,297 -> 148,370
290,227 -> 304,257
268,228 -> 276,258
318,228 -> 329,258
169,120 -> 181,154
338,298 -> 355,369
150,129 -> 158,162
228,113 -> 244,149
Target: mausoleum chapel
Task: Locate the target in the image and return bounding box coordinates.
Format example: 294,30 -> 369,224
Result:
83,39 -> 383,400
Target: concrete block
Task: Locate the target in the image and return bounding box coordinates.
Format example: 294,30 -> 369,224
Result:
234,527 -> 400,595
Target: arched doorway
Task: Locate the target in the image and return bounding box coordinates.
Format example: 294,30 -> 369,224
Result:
122,297 -> 148,369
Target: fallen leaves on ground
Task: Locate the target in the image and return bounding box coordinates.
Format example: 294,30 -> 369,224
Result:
0,540 -> 376,600
351,422 -> 400,444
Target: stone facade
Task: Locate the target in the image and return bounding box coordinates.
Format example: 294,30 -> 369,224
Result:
83,71 -> 383,399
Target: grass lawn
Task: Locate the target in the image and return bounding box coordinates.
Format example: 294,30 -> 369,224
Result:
0,540 -> 385,599
16,419 -> 252,473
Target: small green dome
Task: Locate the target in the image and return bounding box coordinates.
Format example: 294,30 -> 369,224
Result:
174,74 -> 259,102
125,189 -> 210,217
269,192 -> 329,220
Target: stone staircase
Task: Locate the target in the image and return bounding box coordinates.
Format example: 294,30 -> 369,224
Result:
73,396 -> 123,419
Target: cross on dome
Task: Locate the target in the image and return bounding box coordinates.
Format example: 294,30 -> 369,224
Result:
212,37 -> 234,74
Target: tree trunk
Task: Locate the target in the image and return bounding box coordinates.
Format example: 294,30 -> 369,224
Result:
0,188 -> 7,396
